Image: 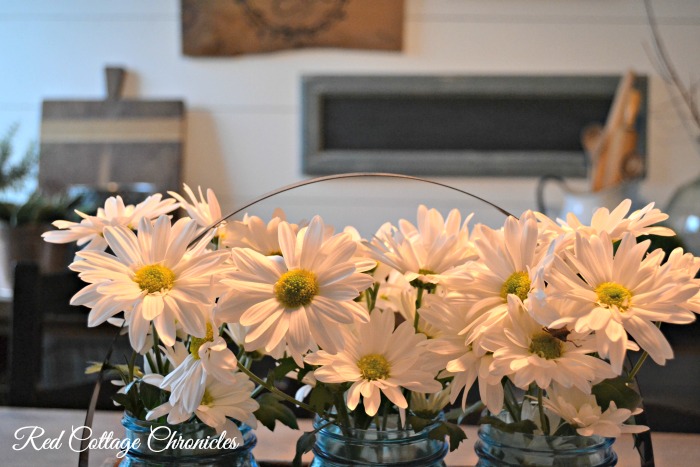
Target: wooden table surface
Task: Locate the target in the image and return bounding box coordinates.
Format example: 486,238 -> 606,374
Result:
1,407 -> 698,466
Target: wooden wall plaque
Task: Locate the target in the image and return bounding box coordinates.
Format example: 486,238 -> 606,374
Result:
181,0 -> 404,56
39,68 -> 184,196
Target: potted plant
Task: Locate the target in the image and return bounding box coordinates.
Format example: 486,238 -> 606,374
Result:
0,124 -> 80,290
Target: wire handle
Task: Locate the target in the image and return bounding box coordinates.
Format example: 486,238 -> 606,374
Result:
193,172 -> 515,245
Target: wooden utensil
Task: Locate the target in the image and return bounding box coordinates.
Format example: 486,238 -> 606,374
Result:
591,70 -> 637,191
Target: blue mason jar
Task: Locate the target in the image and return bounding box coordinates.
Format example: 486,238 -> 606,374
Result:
119,413 -> 258,466
474,421 -> 617,467
311,416 -> 448,466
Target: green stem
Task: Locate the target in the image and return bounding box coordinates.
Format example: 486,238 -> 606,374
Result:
628,322 -> 661,382
128,351 -> 138,383
145,352 -> 157,376
503,380 -> 521,422
369,283 -> 380,312
236,361 -> 319,415
414,287 -> 424,331
151,324 -> 164,374
627,350 -> 650,383
537,388 -> 549,435
381,401 -> 390,431
365,282 -> 380,313
333,392 -> 352,436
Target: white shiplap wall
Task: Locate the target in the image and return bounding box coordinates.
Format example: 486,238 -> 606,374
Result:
0,0 -> 698,233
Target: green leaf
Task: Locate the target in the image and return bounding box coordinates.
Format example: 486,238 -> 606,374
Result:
408,415 -> 433,432
254,393 -> 299,431
427,421 -> 468,452
445,401 -> 485,424
270,357 -> 300,382
308,383 -> 335,414
479,416 -> 538,434
292,431 -> 317,467
139,381 -> 165,411
350,401 -> 375,430
592,376 -> 642,411
112,381 -> 141,416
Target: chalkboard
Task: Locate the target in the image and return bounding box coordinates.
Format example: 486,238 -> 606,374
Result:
302,75 -> 647,178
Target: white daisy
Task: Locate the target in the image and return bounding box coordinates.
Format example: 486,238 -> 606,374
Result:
545,232 -> 699,373
68,215 -> 231,351
168,184 -> 223,235
42,194 -> 177,251
409,387 -> 452,418
535,199 -> 675,255
420,293 -> 504,413
218,215 -> 374,365
222,209 -> 295,255
159,312 -> 240,414
542,385 -> 648,438
444,211 -> 550,341
387,287 -> 443,339
306,309 -> 441,416
147,373 -> 259,441
487,296 -> 616,392
366,205 -> 477,286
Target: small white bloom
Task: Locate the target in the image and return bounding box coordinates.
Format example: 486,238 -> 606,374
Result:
421,293 -> 504,413
159,316 -> 239,414
487,296 -> 616,392
543,385 -> 648,437
222,209 -> 295,255
168,184 -> 223,235
42,194 -> 177,251
409,387 -> 452,417
306,310 -> 441,417
535,199 -> 675,255
444,211 -> 550,341
366,205 -> 477,286
147,373 -> 259,441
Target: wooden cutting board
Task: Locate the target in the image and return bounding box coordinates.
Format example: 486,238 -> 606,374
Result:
39,67 -> 185,196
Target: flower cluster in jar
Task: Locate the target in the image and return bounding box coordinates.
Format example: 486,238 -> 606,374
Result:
44,184 -> 700,451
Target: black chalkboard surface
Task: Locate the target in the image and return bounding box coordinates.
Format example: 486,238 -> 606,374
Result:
302,75 -> 647,178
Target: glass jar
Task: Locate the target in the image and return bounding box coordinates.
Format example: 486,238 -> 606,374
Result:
474,422 -> 617,467
667,174 -> 700,255
310,416 -> 448,466
119,413 -> 258,466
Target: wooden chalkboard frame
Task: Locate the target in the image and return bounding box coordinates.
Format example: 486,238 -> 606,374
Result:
302,75 -> 648,178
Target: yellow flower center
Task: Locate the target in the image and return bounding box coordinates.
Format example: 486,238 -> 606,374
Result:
596,282 -> 633,311
529,331 -> 563,360
133,264 -> 176,294
418,268 -> 436,276
274,269 -> 319,308
189,323 -> 214,360
500,271 -> 531,301
357,353 -> 391,381
200,389 -> 214,406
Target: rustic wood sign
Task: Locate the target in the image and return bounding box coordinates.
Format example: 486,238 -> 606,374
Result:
39,68 -> 184,196
181,0 -> 404,56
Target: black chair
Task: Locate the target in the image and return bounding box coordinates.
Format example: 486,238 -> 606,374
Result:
8,261 -> 128,409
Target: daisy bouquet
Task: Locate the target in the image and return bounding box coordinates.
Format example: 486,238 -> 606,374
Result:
43,181 -> 700,463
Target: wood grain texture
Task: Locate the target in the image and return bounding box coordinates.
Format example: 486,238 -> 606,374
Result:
39,98 -> 184,195
181,0 -> 404,56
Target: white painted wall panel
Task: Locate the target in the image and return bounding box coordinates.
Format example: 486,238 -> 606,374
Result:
0,0 -> 698,233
